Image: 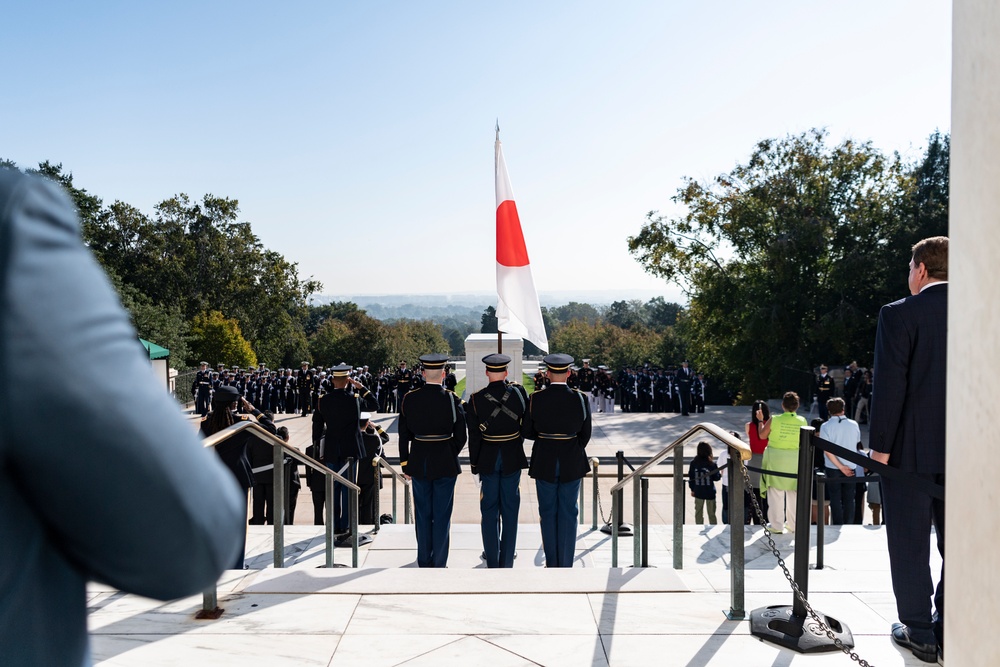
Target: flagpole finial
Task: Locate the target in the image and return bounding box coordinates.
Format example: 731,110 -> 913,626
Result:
496,119 -> 500,137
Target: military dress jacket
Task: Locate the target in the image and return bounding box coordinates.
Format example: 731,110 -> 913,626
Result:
312,387 -> 378,465
398,384 -> 467,480
521,384 -> 592,483
466,380 -> 529,475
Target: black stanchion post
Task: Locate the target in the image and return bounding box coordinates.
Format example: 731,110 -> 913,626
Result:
601,450 -> 633,536
641,477 -> 649,567
749,426 -> 854,653
814,470 -> 826,570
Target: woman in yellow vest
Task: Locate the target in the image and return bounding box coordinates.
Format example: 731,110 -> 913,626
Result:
760,392 -> 807,533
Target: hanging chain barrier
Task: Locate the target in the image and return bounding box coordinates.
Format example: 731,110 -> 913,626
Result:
739,460 -> 873,667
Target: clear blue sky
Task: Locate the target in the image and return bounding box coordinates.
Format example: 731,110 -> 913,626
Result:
1,1 -> 951,300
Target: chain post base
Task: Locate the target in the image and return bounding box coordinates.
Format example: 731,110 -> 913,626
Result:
599,522 -> 633,536
749,605 -> 854,654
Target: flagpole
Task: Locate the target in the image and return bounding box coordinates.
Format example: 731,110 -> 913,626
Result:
496,119 -> 503,355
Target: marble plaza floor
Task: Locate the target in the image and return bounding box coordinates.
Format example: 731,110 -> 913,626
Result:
88,405 -> 936,665
87,523 -> 939,666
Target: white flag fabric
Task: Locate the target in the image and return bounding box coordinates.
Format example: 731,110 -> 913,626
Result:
495,134 -> 549,353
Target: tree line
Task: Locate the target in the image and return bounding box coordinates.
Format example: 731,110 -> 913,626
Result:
3,158 -> 687,373
627,129 -> 949,402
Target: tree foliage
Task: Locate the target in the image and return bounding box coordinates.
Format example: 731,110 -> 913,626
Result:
189,310 -> 257,368
628,129 -> 949,400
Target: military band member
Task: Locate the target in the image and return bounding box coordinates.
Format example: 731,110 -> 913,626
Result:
398,353 -> 467,568
466,353 -> 529,568
521,353 -> 592,567
312,364 -> 378,539
298,362 -> 315,416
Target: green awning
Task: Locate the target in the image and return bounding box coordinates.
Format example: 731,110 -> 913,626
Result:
139,338 -> 170,360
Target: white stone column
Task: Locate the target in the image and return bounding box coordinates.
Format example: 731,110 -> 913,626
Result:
948,2 -> 1000,664
463,334 -> 524,399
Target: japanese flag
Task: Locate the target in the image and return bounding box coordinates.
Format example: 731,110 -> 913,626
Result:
495,132 -> 549,353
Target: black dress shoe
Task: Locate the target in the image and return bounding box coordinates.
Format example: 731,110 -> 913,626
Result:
891,623 -> 938,663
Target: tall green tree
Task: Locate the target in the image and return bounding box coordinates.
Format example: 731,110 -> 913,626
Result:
628,129 -> 948,401
189,310 -> 257,368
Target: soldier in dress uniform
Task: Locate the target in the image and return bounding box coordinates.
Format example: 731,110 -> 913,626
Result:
311,363 -> 378,539
693,373 -> 707,413
298,362 -> 315,416
521,353 -> 592,568
358,412 -> 390,525
676,360 -> 694,416
578,359 -> 595,410
444,364 -> 458,393
398,353 -> 467,568
815,364 -> 834,419
532,367 -> 547,392
395,361 -> 413,412
193,361 -> 212,416
466,353 -> 529,568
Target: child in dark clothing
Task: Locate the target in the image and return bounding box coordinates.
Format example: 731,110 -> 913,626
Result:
689,441 -> 722,524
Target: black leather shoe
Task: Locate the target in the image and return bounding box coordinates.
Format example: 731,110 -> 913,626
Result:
891,623 -> 938,663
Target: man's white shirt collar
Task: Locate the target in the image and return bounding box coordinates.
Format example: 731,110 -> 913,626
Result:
920,280 -> 948,293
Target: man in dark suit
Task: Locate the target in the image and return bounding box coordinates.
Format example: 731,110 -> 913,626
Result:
398,353 -> 467,567
521,353 -> 592,567
312,364 -> 378,540
466,353 -> 529,568
869,236 -> 948,663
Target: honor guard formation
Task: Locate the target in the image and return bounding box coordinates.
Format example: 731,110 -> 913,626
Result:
197,349 -> 620,568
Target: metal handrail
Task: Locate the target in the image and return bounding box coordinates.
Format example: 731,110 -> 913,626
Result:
609,421 -> 753,620
199,421 -> 363,619
373,455 -> 412,525
609,422 -> 751,494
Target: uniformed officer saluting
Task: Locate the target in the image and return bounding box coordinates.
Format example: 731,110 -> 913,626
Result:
466,353 -> 529,568
398,353 -> 467,568
521,353 -> 592,568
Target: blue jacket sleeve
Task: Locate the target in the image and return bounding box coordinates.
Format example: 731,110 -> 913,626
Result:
1,174 -> 245,599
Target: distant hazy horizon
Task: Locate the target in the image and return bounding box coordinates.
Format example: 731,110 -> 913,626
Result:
313,287 -> 687,309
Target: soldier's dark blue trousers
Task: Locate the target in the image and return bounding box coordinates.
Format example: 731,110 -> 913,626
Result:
535,473 -> 580,568
480,456 -> 521,568
411,475 -> 457,568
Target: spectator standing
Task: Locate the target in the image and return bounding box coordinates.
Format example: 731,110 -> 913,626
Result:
689,442 -> 721,524
819,398 -> 862,525
744,400 -> 771,524
760,392 -> 807,533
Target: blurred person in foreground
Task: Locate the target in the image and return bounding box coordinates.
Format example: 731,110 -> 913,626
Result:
0,168 -> 244,666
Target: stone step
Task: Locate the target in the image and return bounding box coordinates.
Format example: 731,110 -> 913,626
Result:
242,566 -> 689,595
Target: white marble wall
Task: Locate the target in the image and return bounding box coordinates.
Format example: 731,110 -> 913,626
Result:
463,334 -> 524,399
949,2 -> 1000,664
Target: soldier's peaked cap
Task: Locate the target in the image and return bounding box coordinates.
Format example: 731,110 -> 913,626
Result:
331,363 -> 352,377
543,353 -> 574,372
482,353 -> 511,371
419,353 -> 449,369
212,385 -> 240,404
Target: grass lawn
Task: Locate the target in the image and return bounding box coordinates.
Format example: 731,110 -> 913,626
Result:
455,372 -> 534,398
